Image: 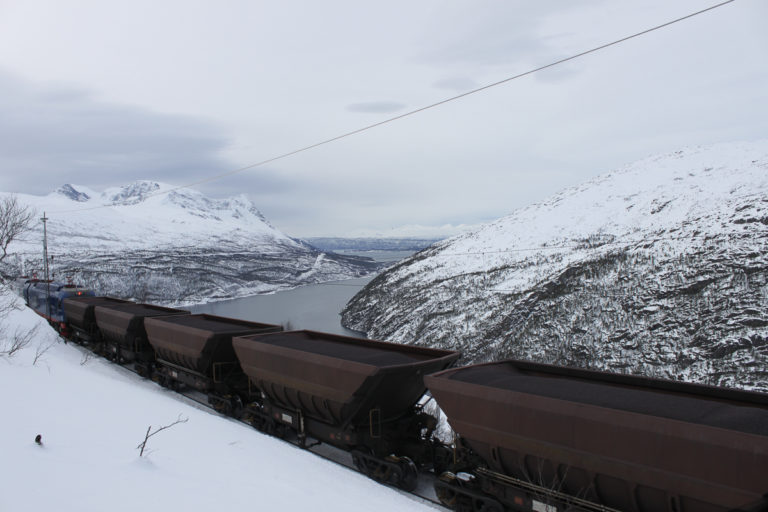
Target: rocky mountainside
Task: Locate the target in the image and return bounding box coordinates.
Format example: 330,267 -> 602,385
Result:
342,141 -> 768,392
4,182 -> 379,304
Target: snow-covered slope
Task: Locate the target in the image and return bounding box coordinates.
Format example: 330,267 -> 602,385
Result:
0,287 -> 430,512
3,182 -> 379,304
342,140 -> 768,391
13,181 -> 287,252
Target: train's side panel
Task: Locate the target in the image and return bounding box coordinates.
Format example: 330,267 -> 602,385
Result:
233,330 -> 460,429
145,314 -> 281,376
93,303 -> 189,361
62,296 -> 131,332
426,360 -> 768,512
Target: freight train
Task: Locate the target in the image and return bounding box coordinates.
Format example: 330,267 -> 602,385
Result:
16,278 -> 768,512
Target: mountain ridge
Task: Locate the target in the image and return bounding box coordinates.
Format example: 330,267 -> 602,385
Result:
4,182 -> 380,304
341,140 -> 768,391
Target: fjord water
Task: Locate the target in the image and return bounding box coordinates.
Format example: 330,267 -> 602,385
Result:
189,251 -> 414,336
189,276 -> 373,336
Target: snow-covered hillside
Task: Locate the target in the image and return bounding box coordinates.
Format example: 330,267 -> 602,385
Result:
13,181 -> 286,252
342,140 -> 768,391
0,287 -> 432,512
2,182 -> 379,304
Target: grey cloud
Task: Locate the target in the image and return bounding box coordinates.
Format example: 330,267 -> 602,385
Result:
415,2 -> 604,73
533,61 -> 582,83
416,6 -> 551,68
0,71 -> 233,194
345,101 -> 407,114
199,167 -> 298,198
432,76 -> 480,92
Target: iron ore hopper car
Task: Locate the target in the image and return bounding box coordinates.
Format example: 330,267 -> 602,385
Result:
232,329 -> 461,491
62,296 -> 131,343
93,302 -> 189,372
426,359 -> 768,512
144,313 -> 282,414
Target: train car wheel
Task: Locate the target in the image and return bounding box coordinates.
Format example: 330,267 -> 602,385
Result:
352,451 -> 367,473
397,456 -> 418,491
436,472 -> 459,508
436,488 -> 457,509
351,448 -> 375,474
477,502 -> 503,512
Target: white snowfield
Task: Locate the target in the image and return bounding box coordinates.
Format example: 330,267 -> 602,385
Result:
0,289 -> 434,512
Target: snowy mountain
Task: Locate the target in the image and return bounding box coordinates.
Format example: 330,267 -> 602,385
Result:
342,141 -> 768,391
3,182 -> 379,304
0,287 -> 430,512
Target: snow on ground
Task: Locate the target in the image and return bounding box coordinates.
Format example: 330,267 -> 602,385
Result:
0,288 -> 435,512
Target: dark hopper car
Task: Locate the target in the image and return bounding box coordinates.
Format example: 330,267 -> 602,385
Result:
426,359 -> 768,512
93,302 -> 189,369
144,314 -> 282,413
61,296 -> 132,343
232,330 -> 460,490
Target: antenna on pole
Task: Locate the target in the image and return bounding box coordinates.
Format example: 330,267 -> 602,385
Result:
41,212 -> 50,320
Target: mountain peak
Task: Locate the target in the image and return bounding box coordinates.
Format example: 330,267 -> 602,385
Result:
56,184 -> 91,202
106,181 -> 162,205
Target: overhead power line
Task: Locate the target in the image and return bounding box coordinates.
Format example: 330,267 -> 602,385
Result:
50,0 -> 737,215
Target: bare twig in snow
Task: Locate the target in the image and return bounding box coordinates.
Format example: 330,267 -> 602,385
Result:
80,349 -> 96,366
1,324 -> 39,358
32,334 -> 55,366
0,286 -> 22,321
137,414 -> 189,457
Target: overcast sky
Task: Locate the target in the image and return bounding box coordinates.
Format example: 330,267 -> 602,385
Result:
0,0 -> 766,237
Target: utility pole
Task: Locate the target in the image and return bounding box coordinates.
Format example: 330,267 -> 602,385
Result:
42,212 -> 50,319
